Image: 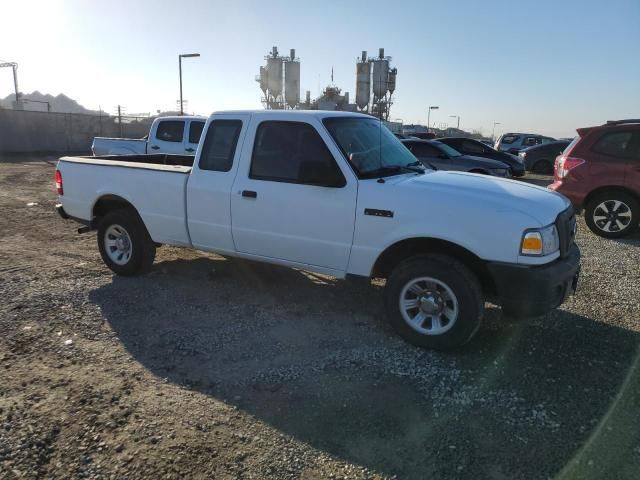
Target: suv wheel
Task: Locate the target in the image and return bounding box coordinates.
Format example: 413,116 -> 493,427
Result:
585,191 -> 639,238
97,208 -> 156,275
384,254 -> 483,350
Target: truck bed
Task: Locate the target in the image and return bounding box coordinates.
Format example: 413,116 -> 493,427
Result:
62,154 -> 194,171
57,155 -> 193,246
85,154 -> 194,167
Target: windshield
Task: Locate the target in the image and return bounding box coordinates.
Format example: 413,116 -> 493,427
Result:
434,142 -> 462,157
323,117 -> 421,177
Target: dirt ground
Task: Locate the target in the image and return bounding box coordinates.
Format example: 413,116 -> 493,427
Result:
1,156 -> 639,479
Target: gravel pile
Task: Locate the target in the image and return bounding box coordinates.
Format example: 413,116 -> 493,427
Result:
1,159 -> 639,479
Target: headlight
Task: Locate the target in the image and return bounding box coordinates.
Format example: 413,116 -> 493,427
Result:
519,151 -> 526,158
520,224 -> 559,256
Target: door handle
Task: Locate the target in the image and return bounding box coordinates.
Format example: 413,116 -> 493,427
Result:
185,147 -> 195,153
151,145 -> 160,150
241,190 -> 257,198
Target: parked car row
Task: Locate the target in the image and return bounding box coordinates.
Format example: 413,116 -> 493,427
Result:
401,139 -> 514,177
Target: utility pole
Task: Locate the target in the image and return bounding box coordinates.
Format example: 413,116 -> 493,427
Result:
117,105 -> 123,137
178,53 -> 200,115
449,115 -> 460,130
427,105 -> 439,132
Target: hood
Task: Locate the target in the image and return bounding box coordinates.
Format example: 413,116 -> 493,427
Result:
390,170 -> 569,225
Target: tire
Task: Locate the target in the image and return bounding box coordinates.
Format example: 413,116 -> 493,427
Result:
97,208 -> 156,275
469,169 -> 489,175
532,159 -> 553,175
585,191 -> 639,239
384,254 -> 483,350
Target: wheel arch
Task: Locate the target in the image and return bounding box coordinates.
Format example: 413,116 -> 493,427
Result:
92,194 -> 139,223
584,186 -> 640,209
371,237 -> 496,296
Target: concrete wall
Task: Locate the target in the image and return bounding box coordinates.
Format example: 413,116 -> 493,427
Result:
0,109 -> 154,153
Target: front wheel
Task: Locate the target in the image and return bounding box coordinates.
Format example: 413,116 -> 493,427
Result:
585,191 -> 638,238
384,254 -> 483,350
97,208 -> 156,275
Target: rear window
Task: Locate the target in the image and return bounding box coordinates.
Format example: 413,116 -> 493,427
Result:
500,135 -> 518,144
156,121 -> 184,142
592,131 -> 634,158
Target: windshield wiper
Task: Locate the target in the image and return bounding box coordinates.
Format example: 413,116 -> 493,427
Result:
361,164 -> 424,179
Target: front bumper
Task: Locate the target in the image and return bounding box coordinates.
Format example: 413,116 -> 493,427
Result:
487,244 -> 581,318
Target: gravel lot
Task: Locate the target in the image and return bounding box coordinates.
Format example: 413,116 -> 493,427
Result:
1,156 -> 639,479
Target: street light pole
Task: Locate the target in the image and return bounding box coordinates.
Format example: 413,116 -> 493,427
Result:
449,115 -> 460,130
492,121 -> 501,142
427,106 -> 439,132
178,53 -> 200,116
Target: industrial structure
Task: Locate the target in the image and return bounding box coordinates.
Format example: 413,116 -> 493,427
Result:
256,46 -> 397,119
257,47 -> 300,110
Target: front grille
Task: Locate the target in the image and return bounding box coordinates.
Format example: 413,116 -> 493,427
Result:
555,206 -> 576,258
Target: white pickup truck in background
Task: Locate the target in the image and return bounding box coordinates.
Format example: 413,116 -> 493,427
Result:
92,116 -> 206,156
56,110 -> 580,350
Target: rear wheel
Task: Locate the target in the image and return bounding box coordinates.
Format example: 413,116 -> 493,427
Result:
384,254 -> 483,350
532,159 -> 553,175
585,191 -> 639,238
97,208 -> 156,275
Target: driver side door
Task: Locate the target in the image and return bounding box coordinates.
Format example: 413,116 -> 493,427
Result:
230,119 -> 357,273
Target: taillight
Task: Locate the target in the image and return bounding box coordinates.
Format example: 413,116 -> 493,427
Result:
55,169 -> 63,195
555,156 -> 585,180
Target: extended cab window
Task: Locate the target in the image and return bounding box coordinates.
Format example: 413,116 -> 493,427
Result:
156,121 -> 184,142
523,137 -> 539,147
198,120 -> 243,172
592,131 -> 634,158
250,121 -> 345,186
189,121 -> 205,144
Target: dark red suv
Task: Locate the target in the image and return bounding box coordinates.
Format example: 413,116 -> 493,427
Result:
549,120 -> 640,238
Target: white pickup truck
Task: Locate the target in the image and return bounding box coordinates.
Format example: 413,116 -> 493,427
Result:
92,116 -> 206,155
56,110 -> 580,349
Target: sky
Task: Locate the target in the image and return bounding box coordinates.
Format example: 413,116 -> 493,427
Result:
1,0 -> 638,138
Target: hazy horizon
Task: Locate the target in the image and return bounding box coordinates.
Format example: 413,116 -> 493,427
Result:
1,0 -> 638,138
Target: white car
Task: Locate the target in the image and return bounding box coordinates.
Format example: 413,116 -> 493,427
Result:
56,110 -> 580,350
92,116 -> 206,156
